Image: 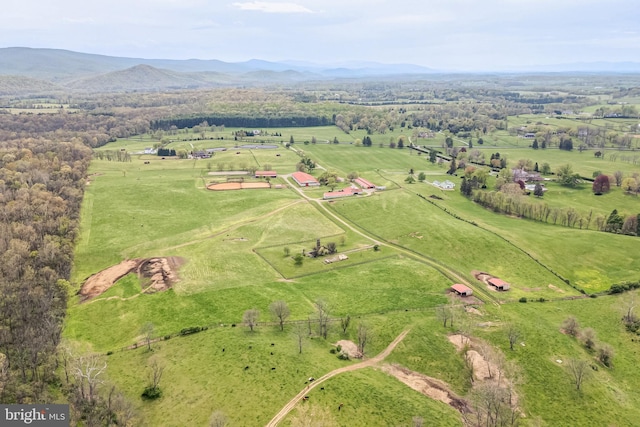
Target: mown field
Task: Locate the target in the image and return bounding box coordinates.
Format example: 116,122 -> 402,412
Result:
67,124 -> 640,426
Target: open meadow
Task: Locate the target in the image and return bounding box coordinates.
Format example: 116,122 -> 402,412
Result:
67,122 -> 640,426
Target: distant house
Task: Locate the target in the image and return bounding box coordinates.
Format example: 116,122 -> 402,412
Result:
512,169 -> 542,182
143,147 -> 156,154
354,177 -> 376,189
291,171 -> 320,187
488,278 -> 510,291
193,150 -> 211,159
433,180 -> 455,190
451,284 -> 473,296
255,170 -> 277,178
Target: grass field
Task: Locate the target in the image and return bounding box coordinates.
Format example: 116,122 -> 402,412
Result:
67,125 -> 640,426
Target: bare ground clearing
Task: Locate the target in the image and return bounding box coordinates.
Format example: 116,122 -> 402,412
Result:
79,257 -> 184,302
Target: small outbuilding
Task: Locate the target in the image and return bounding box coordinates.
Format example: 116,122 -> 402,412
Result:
255,170 -> 278,178
354,177 -> 376,189
451,283 -> 473,296
488,278 -> 510,291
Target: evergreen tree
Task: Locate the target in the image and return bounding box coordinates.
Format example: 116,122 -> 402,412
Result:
447,158 -> 457,175
534,183 -> 544,197
429,150 -> 437,163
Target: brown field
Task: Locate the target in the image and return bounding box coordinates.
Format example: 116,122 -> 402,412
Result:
206,182 -> 271,191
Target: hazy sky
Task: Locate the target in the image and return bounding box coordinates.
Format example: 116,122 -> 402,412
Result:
2,0 -> 639,70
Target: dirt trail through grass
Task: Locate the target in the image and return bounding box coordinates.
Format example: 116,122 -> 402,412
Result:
266,329 -> 411,427
283,175 -> 484,302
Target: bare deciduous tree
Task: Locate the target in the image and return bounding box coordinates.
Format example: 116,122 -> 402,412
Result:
580,328 -> 596,350
567,359 -> 590,391
315,299 -> 330,339
292,323 -> 306,354
507,324 -> 521,351
269,301 -> 290,331
149,360 -> 164,391
561,316 -> 580,337
597,344 -> 614,368
72,354 -> 107,404
340,315 -> 351,334
357,323 -> 369,356
243,308 -> 260,332
141,322 -> 155,351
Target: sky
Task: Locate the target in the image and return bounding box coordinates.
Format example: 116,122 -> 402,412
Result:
2,0 -> 639,71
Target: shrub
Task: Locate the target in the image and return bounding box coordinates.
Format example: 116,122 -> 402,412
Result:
562,316 -> 580,337
519,297 -> 527,303
597,344 -> 614,368
180,326 -> 202,336
141,386 -> 162,400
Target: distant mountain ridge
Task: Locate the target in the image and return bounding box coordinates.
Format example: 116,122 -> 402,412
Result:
0,47 -> 639,94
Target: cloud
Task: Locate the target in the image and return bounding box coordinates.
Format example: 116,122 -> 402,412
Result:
232,1 -> 314,13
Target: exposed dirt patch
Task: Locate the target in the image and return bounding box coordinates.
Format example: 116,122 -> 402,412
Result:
548,284 -> 565,293
79,257 -> 185,302
334,340 -> 362,359
448,334 -> 520,406
465,306 -> 483,316
207,182 -> 270,191
381,364 -> 470,413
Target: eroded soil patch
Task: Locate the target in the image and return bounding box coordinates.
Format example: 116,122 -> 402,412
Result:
79,257 -> 184,302
380,364 -> 470,413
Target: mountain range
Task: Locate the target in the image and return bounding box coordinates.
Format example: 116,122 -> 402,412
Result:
1,47 -> 639,94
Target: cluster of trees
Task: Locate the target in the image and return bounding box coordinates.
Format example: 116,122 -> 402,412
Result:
157,148 -> 177,156
0,110 -> 142,422
93,150 -> 131,162
151,114 -> 332,131
0,138 -> 91,403
562,316 -> 614,369
296,157 -> 316,173
241,299 -> 369,356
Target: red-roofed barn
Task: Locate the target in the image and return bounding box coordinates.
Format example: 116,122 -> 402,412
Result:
451,284 -> 473,296
291,171 -> 320,187
488,278 -> 510,291
354,177 -> 375,189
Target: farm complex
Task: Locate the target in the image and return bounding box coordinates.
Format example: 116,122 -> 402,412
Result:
3,70 -> 640,427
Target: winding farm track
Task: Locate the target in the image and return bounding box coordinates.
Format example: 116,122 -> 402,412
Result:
265,329 -> 411,427
282,175 -> 485,302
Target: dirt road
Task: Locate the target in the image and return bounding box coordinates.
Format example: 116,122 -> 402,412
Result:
265,329 -> 410,427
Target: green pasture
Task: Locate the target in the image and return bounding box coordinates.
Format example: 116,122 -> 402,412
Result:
478,295 -> 640,426
328,189 -> 578,301
282,369 -> 462,427
67,126 -> 640,426
436,185 -> 640,292
74,158 -> 300,283
476,146 -> 640,177
66,255 -> 451,352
